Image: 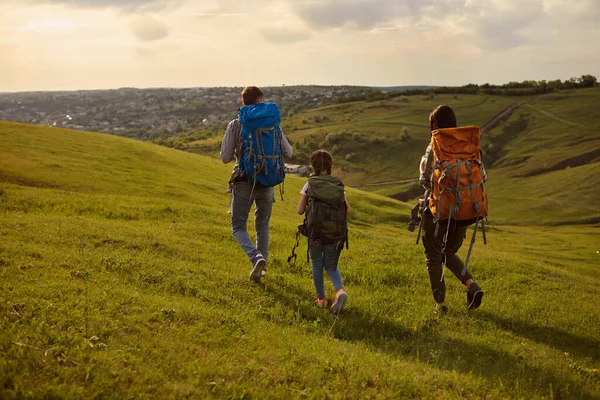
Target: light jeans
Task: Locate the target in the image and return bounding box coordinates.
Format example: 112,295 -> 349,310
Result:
309,241 -> 344,299
231,182 -> 274,266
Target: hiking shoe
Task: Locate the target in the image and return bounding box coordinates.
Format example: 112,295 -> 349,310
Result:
330,289 -> 347,315
435,304 -> 448,314
315,298 -> 328,308
250,257 -> 266,282
467,282 -> 484,310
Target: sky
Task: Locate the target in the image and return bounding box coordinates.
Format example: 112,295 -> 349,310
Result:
1,0 -> 599,91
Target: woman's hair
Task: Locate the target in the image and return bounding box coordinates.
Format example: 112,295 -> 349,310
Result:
310,149 -> 333,176
429,105 -> 457,131
241,86 -> 264,105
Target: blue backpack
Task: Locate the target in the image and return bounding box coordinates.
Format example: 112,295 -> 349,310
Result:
238,102 -> 286,190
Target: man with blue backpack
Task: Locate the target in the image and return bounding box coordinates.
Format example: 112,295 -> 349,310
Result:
220,86 -> 293,283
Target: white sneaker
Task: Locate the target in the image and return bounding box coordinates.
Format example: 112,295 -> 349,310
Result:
250,257 -> 266,282
330,289 -> 348,315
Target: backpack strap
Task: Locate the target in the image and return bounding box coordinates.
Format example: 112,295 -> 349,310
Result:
287,228 -> 301,265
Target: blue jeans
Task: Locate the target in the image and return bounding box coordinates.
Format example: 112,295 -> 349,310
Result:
309,241 -> 344,299
231,182 -> 274,265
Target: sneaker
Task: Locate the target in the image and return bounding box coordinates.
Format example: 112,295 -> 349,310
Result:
330,289 -> 348,315
315,298 -> 328,308
250,257 -> 266,282
435,303 -> 448,314
467,282 -> 484,310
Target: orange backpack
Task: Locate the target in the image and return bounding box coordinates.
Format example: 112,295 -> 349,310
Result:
428,125 -> 488,226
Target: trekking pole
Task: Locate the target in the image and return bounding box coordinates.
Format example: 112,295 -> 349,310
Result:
415,216 -> 423,244
462,218 -> 479,277
481,219 -> 487,245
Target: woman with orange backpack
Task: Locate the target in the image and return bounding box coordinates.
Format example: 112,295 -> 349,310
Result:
419,105 -> 486,313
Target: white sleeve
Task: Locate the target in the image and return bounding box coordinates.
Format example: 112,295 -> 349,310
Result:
300,182 -> 309,195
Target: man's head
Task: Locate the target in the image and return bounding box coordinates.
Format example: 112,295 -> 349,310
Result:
429,105 -> 457,131
241,86 -> 264,105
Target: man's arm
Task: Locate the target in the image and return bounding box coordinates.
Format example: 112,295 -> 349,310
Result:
220,120 -> 240,164
280,130 -> 293,159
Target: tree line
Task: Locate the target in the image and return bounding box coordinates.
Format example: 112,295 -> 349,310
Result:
335,75 -> 598,103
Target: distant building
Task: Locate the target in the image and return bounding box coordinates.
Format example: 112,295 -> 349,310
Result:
285,164 -> 310,176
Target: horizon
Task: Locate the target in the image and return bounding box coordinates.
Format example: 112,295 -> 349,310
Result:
2,0 -> 599,92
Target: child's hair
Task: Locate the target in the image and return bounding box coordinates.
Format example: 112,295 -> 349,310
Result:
429,105 -> 457,131
311,149 -> 333,176
241,86 -> 264,105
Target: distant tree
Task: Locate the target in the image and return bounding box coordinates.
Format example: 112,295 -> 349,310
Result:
578,74 -> 597,87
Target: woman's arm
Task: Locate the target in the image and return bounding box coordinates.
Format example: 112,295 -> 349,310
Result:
297,194 -> 308,215
344,194 -> 351,215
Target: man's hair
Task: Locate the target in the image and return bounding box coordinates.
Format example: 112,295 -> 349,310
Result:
311,149 -> 333,176
429,105 -> 457,131
241,86 -> 264,105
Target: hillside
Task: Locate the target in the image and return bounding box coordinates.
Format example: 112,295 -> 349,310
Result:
481,89 -> 600,225
1,122 -> 599,398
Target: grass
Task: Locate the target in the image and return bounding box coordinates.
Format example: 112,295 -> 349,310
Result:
1,121 -> 599,398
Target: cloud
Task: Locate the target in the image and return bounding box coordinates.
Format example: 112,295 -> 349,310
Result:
191,12 -> 248,18
294,0 -> 403,30
543,0 -> 600,22
260,26 -> 310,44
290,0 -> 548,51
130,14 -> 168,41
35,0 -> 177,12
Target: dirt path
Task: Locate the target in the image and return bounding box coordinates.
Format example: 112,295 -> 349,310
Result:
525,103 -> 588,128
349,177 -> 419,188
480,99 -> 531,134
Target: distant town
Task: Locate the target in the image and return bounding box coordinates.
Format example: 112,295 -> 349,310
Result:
0,86 -> 372,142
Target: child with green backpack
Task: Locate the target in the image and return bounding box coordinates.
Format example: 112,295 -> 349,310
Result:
296,150 -> 350,314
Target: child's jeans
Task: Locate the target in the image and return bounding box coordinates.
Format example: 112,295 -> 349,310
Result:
309,241 -> 344,299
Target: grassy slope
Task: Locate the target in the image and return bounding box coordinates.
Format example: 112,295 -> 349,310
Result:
482,88 -> 600,225
1,122 -> 599,399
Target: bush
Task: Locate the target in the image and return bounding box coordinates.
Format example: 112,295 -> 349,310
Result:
345,153 -> 355,162
401,127 -> 409,141
352,132 -> 361,141
326,132 -> 339,144
370,136 -> 387,145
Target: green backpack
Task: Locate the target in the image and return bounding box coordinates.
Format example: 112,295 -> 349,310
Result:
288,175 -> 349,265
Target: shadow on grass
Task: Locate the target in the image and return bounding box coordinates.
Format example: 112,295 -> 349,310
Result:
261,277 -> 594,399
477,311 -> 600,361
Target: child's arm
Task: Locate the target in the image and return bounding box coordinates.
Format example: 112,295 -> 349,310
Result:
297,194 -> 309,215
344,194 -> 351,215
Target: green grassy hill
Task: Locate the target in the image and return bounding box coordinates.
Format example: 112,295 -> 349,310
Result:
1,122 -> 599,398
482,89 -> 600,225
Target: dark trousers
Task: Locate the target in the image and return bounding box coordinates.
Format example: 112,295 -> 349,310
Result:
421,212 -> 472,304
